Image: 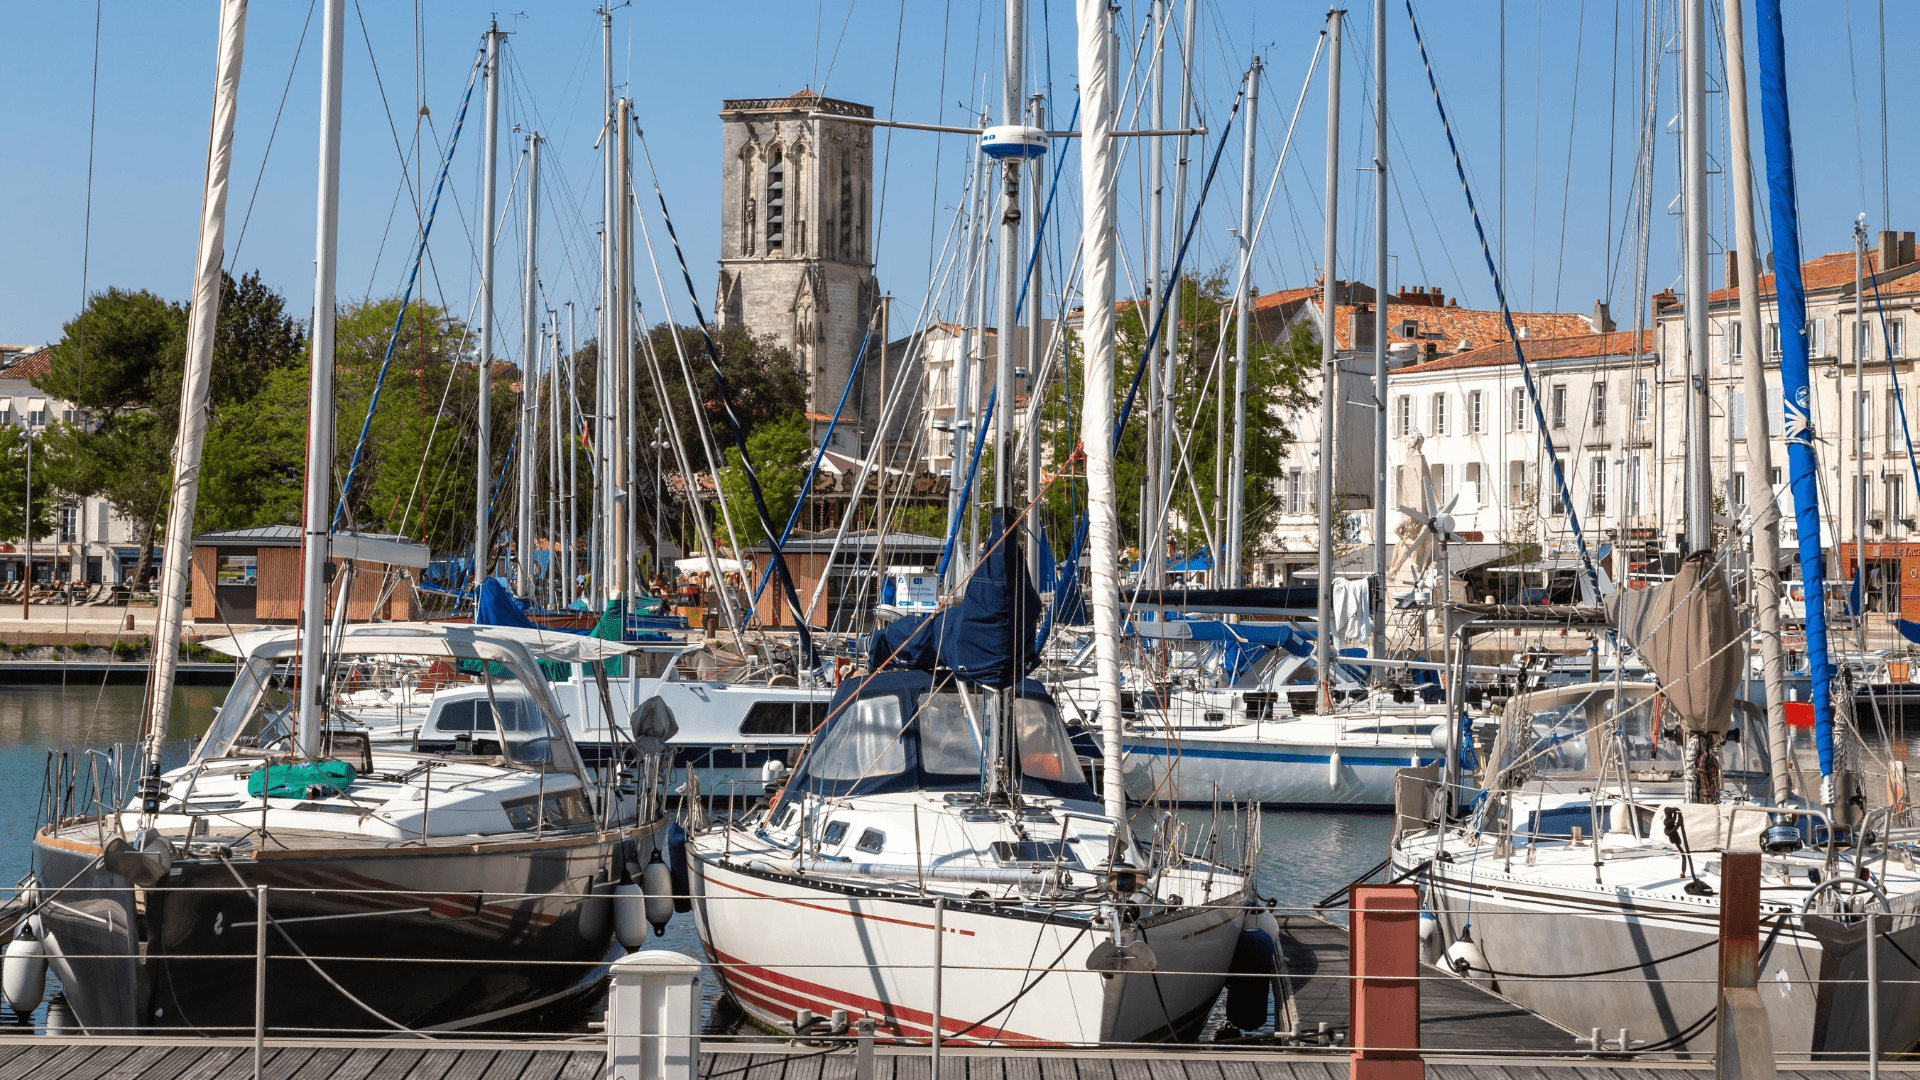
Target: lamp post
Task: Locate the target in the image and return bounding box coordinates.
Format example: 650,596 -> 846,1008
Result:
21,426 -> 31,622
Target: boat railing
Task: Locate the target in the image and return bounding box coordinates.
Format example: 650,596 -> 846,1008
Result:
2,881 -> 1913,1062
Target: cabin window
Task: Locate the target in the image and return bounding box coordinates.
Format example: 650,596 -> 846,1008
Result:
855,828 -> 885,854
822,820 -> 848,845
739,700 -> 828,736
918,692 -> 982,774
1012,697 -> 1085,784
806,694 -> 906,780
991,840 -> 1080,866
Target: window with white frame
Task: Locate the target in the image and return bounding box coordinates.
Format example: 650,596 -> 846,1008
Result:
1766,383 -> 1782,436
1396,395 -> 1412,437
1731,471 -> 1747,514
57,505 -> 76,544
1551,385 -> 1567,428
1891,475 -> 1908,534
1859,391 -> 1874,454
1627,454 -> 1644,515
1860,474 -> 1875,522
1634,378 -> 1650,421
1591,382 -> 1607,426
1431,393 -> 1448,436
1731,390 -> 1747,441
1590,457 -> 1607,516
1550,457 -> 1566,514
1508,460 -> 1527,505
1469,390 -> 1484,433
1767,321 -> 1782,359
1512,387 -> 1529,431
1889,391 -> 1903,454
1287,470 -> 1307,514
1729,321 -> 1742,362
1891,318 -> 1905,359
1430,463 -> 1450,502
1810,317 -> 1828,357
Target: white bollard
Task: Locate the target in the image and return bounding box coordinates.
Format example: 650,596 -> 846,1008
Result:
607,950 -> 702,1080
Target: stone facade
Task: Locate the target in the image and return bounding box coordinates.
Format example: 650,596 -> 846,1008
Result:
715,92 -> 883,437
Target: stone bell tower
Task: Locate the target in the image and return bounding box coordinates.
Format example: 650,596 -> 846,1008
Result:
716,91 -> 882,438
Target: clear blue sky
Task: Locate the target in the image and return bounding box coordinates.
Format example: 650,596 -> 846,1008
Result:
2,1 -> 1910,356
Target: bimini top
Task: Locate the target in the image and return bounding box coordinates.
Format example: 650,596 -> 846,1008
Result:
777,669 -> 1096,805
202,621 -> 645,666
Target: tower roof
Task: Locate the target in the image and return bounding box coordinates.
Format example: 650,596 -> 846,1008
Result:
721,90 -> 873,118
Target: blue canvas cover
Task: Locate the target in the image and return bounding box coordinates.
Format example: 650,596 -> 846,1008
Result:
476,577 -> 538,629
866,514 -> 1040,689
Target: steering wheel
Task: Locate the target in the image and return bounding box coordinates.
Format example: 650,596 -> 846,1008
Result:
1801,874 -> 1891,926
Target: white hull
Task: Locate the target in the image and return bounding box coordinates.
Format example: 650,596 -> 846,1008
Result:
1120,716 -> 1438,808
690,854 -> 1244,1045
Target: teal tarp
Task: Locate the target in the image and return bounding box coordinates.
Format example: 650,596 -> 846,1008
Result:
247,760 -> 357,799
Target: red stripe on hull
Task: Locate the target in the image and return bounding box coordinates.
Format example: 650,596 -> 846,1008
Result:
704,870 -> 976,936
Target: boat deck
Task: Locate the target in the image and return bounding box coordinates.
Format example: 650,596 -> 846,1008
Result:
1274,915 -> 1575,1052
3,1039 -> 1918,1080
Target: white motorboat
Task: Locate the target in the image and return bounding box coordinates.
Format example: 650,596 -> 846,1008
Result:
687,668 -> 1252,1045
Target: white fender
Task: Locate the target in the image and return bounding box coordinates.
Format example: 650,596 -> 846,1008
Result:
3,922 -> 46,1017
641,857 -> 675,936
1442,937 -> 1490,985
1327,750 -> 1341,789
613,883 -> 647,949
43,994 -> 75,1035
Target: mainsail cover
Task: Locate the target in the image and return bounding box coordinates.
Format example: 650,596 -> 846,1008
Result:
1608,550 -> 1738,734
869,514 -> 1041,689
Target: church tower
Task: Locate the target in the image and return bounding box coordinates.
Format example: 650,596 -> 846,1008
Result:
716,92 -> 881,440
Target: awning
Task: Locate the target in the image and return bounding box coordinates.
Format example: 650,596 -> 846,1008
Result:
26,398 -> 46,414
676,555 -> 746,575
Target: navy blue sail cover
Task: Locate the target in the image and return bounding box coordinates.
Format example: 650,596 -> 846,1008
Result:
869,513 -> 1041,689
775,670 -> 1097,806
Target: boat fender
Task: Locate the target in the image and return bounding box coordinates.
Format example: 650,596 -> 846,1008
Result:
1442,934 -> 1489,983
641,852 -> 675,937
667,822 -> 693,914
613,881 -> 647,950
1252,906 -> 1281,944
1417,911 -> 1438,944
43,993 -> 75,1036
1328,751 -> 1341,789
1225,928 -> 1277,1031
3,921 -> 46,1017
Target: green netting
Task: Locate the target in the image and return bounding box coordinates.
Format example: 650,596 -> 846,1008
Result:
247,759 -> 358,799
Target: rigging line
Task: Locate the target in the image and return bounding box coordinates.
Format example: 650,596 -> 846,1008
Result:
353,0 -> 424,222
1603,0 -> 1621,306
1404,0 -> 1600,598
75,0 -> 100,392
1879,0 -> 1889,230
633,131 -> 812,664
232,0 -> 318,266
1842,0 -> 1869,215
1551,0 -> 1589,311
1528,1 -> 1542,308
332,50 -> 485,532
816,0 -> 862,97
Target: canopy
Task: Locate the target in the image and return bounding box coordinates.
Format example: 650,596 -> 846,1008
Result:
676,555 -> 745,575
1124,585 -> 1321,617
1132,616 -> 1312,655
202,621 -> 643,665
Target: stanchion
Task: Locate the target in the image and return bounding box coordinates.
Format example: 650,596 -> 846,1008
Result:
1349,885 -> 1420,1080
931,897 -> 945,1080
1715,852 -> 1774,1080
254,885 -> 267,1080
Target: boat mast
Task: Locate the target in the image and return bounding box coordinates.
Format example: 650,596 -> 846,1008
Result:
548,313 -> 562,606
614,97 -> 634,603
1077,0 -> 1125,824
1370,0 -> 1388,659
566,301 -> 578,606
296,0 -> 346,758
1755,0 -> 1839,803
599,7 -> 615,608
517,132 -> 541,598
1723,0 -> 1792,806
1854,219 -> 1868,652
1226,60 -> 1260,588
1143,0 -> 1164,592
474,23 -> 502,599
1314,6 -> 1342,714
1168,0 -> 1196,585
1682,0 -> 1712,556
142,0 -> 247,808
1027,97 -> 1046,579
986,0 -> 1025,800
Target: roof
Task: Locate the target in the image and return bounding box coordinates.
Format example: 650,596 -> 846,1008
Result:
1316,300 -> 1596,353
721,90 -> 873,118
1705,249 -> 1916,302
1252,285 -> 1319,312
1391,329 -> 1656,375
0,347 -> 54,382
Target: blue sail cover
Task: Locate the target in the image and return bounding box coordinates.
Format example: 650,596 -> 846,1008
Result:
476,577 -> 538,629
869,513 -> 1041,689
1757,0 -> 1837,778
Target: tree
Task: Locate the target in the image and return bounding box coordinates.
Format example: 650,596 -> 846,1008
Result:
0,427 -> 60,543
36,287 -> 182,418
717,413 -> 812,548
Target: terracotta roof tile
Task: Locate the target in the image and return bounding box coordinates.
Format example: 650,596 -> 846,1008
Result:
1,347 -> 54,382
1390,329 -> 1656,375
1251,286 -> 1318,312
1319,301 -> 1596,352
1707,250 -> 1886,302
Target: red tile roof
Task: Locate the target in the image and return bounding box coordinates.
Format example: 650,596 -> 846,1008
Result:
1,347 -> 53,382
1316,301 -> 1596,352
1251,285 -> 1319,312
1707,249 -> 1891,302
1391,329 -> 1656,375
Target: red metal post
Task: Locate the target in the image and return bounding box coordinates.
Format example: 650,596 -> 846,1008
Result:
1350,885 -> 1422,1080
1719,852 -> 1760,989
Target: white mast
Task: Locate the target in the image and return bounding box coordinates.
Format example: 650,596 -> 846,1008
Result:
994,0 -> 1023,513
566,301 -> 578,605
296,0 -> 345,757
1682,0 -> 1712,552
1143,0 -> 1164,588
516,132 -> 541,597
614,97 -> 634,600
1226,59 -> 1260,587
1314,7 -> 1343,713
599,8 -> 615,607
1077,0 -> 1125,824
142,0 -> 247,803
1370,0 -> 1388,656
1723,0 -> 1791,805
475,24 -> 503,595
1166,0 -> 1196,584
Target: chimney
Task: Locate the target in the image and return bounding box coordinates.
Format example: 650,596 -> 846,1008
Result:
1593,300 -> 1616,334
1904,232 -> 1916,267
1725,250 -> 1741,291
1880,230 -> 1901,271
1349,305 -> 1375,351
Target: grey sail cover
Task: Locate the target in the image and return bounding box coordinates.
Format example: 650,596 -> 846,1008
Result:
1607,550 -> 1737,734
631,695 -> 680,754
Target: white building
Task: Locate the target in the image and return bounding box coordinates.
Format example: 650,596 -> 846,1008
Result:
0,347 -> 144,584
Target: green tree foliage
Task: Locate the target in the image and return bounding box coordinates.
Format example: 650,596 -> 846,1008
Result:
717,413 -> 813,548
37,273 -> 306,582
0,427 -> 61,542
1033,270 -> 1318,576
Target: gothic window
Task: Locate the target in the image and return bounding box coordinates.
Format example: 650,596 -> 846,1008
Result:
839,150 -> 854,259
765,148 -> 786,254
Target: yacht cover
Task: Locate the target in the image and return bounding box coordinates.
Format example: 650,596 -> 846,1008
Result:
868,514 -> 1040,688
1609,550 -> 1737,734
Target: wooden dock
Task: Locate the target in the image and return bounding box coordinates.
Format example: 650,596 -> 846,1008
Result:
1,1039 -> 1917,1080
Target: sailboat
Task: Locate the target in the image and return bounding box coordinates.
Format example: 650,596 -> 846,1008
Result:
23,3 -> 671,1035
1391,0 -> 1920,1055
